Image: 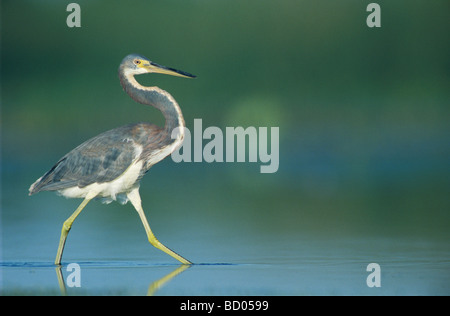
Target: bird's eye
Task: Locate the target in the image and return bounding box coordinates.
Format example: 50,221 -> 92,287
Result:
134,60 -> 141,65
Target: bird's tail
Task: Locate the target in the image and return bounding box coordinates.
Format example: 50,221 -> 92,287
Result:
28,176 -> 43,195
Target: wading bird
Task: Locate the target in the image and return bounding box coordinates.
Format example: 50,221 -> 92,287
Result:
29,54 -> 195,265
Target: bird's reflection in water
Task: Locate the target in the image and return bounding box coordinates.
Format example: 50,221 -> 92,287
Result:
147,264 -> 190,295
56,264 -> 190,295
56,266 -> 67,295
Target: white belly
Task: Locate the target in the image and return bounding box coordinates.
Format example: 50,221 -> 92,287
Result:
59,159 -> 144,203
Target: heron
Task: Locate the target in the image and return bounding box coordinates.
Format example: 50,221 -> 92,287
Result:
29,54 -> 195,265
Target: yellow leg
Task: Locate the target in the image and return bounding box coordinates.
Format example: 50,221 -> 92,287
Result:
55,197 -> 92,265
127,188 -> 192,265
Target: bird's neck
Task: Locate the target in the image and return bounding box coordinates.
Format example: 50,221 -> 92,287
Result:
119,70 -> 185,136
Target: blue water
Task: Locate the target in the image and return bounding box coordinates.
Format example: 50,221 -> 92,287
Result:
1,155 -> 449,295
1,218 -> 449,295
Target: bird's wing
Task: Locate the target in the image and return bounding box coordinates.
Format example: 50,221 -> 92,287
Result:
29,123 -> 159,194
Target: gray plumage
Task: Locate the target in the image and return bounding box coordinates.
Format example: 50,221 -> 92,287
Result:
29,122 -> 161,195
29,53 -> 193,200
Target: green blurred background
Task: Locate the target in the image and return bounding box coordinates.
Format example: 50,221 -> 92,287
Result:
1,0 -> 449,292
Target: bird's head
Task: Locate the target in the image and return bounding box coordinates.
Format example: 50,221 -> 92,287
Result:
120,54 -> 196,79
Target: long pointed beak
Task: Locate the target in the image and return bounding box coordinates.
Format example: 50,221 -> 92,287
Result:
144,61 -> 196,78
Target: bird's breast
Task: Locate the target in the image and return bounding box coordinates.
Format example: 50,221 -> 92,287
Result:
143,126 -> 184,170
